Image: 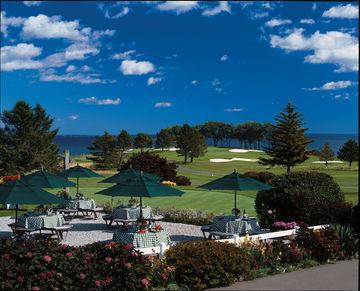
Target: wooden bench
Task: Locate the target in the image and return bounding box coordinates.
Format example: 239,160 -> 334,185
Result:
57,209 -> 78,221
208,231 -> 235,240
8,223 -> 36,240
113,218 -> 138,227
79,208 -> 103,219
200,225 -> 214,239
43,225 -> 73,240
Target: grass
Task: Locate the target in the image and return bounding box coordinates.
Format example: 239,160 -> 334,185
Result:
2,147 -> 357,218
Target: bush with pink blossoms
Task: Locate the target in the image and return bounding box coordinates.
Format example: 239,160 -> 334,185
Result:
272,221 -> 298,231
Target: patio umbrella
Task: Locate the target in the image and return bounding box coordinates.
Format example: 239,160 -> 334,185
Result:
99,167 -> 160,184
0,180 -> 66,227
198,169 -> 272,210
57,164 -> 102,194
21,170 -> 76,188
96,171 -> 184,219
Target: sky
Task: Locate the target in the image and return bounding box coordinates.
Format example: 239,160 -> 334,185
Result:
0,1 -> 358,135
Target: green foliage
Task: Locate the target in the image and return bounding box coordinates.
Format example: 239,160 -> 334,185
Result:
333,224 -> 359,259
165,241 -> 254,289
133,133 -> 153,152
0,101 -> 60,175
243,171 -> 276,183
153,207 -> 215,225
0,239 -> 174,290
319,143 -> 334,166
255,171 -> 345,227
337,139 -> 359,166
176,124 -> 207,163
259,102 -> 311,172
120,151 -> 177,181
174,175 -> 191,186
199,121 -> 233,147
156,129 -> 175,150
87,131 -> 120,169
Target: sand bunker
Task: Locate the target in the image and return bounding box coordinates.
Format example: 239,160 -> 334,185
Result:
229,149 -> 264,153
210,158 -> 259,163
312,161 -> 344,164
168,147 -> 180,151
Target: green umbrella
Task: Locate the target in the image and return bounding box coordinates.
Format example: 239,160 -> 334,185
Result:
99,167 -> 160,184
198,169 -> 272,210
57,164 -> 102,194
0,180 -> 66,227
96,171 -> 184,219
21,170 -> 76,188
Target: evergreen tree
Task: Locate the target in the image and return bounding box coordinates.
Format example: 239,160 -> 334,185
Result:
259,102 -> 311,172
117,130 -> 133,164
155,129 -> 174,151
337,139 -> 359,166
87,132 -> 119,169
133,133 -> 152,152
319,143 -> 334,167
0,101 -> 60,175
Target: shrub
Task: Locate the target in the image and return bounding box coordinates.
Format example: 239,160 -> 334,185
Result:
255,171 -> 344,228
120,152 -> 177,181
175,175 -> 191,186
316,201 -> 353,225
351,204 -> 359,233
295,225 -> 343,262
0,239 -> 174,290
165,241 -> 254,289
153,207 -> 215,226
333,224 -> 359,259
243,171 -> 276,183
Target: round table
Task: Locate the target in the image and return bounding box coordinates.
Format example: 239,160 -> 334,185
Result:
17,212 -> 65,229
212,215 -> 260,234
66,199 -> 96,210
112,205 -> 152,220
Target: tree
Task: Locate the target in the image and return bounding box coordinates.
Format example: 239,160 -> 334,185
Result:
133,133 -> 152,152
259,102 -> 311,172
176,124 -> 207,163
155,129 -> 174,151
199,121 -> 228,146
319,143 -> 334,167
87,132 -> 119,169
337,139 -> 359,166
117,130 -> 133,164
0,101 -> 60,175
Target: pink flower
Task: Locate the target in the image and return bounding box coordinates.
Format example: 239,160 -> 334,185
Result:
66,252 -> 73,257
268,209 -> 273,214
25,252 -> 33,258
3,254 -> 10,260
105,241 -> 117,249
39,272 -> 47,280
60,244 -> 68,250
141,278 -> 149,286
32,287 -> 40,291
43,255 -> 51,263
17,276 -> 24,283
123,244 -> 133,251
79,273 -> 85,280
105,257 -> 112,264
95,280 -> 101,287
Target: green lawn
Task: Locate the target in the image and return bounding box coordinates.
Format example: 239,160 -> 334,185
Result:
2,147 -> 357,218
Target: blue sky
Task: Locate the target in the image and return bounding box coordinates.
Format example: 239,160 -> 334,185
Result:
1,1 -> 358,134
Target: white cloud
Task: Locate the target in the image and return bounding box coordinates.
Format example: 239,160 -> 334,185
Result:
323,4 -> 358,19
154,102 -> 172,108
67,115 -> 80,120
251,11 -> 269,19
98,3 -> 130,19
265,18 -> 292,27
191,80 -> 198,85
23,1 -> 42,6
303,80 -> 356,91
1,43 -> 42,71
78,97 -> 121,105
147,76 -> 162,85
224,108 -> 243,112
312,3 -> 317,11
66,65 -> 76,72
270,28 -> 359,72
1,11 -> 25,37
112,50 -> 136,60
21,14 -> 88,41
211,79 -> 221,86
202,1 -> 231,16
120,60 -> 155,75
156,1 -> 198,14
220,54 -> 228,61
300,18 -> 315,25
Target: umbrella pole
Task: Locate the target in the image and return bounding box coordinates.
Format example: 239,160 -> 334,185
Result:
76,177 -> 79,194
234,189 -> 237,210
15,204 -> 19,230
139,196 -> 143,220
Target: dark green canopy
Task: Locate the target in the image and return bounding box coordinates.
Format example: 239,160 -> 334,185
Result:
99,168 -> 160,184
57,164 -> 102,194
198,170 -> 272,210
21,170 -> 76,188
96,171 -> 184,219
0,180 -> 66,226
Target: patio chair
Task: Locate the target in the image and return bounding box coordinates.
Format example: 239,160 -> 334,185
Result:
8,223 -> 36,241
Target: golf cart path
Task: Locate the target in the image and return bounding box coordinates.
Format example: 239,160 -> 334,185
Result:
212,259 -> 358,290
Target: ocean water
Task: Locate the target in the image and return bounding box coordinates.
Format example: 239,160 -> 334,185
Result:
54,134 -> 358,156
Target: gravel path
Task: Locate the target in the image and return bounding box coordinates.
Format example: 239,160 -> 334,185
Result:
0,216 -> 204,246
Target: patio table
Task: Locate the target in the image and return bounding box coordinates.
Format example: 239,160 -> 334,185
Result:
113,227 -> 171,248
212,215 -> 260,234
66,199 -> 96,210
112,205 -> 152,220
17,212 -> 65,229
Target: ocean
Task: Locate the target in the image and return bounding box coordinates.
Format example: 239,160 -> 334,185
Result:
54,134 -> 358,156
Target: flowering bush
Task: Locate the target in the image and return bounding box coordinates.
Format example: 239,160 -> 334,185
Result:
153,207 -> 215,226
0,239 -> 174,290
272,221 -> 298,231
162,180 -> 177,186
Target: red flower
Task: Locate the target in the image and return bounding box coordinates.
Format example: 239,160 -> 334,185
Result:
105,257 -> 112,264
60,244 -> 68,250
123,244 -> 133,251
32,287 -> 40,291
39,272 -> 47,280
80,273 -> 85,280
105,241 -> 117,249
66,252 -> 73,257
43,255 -> 51,263
141,278 -> 149,286
25,252 -> 33,258
95,280 -> 101,287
